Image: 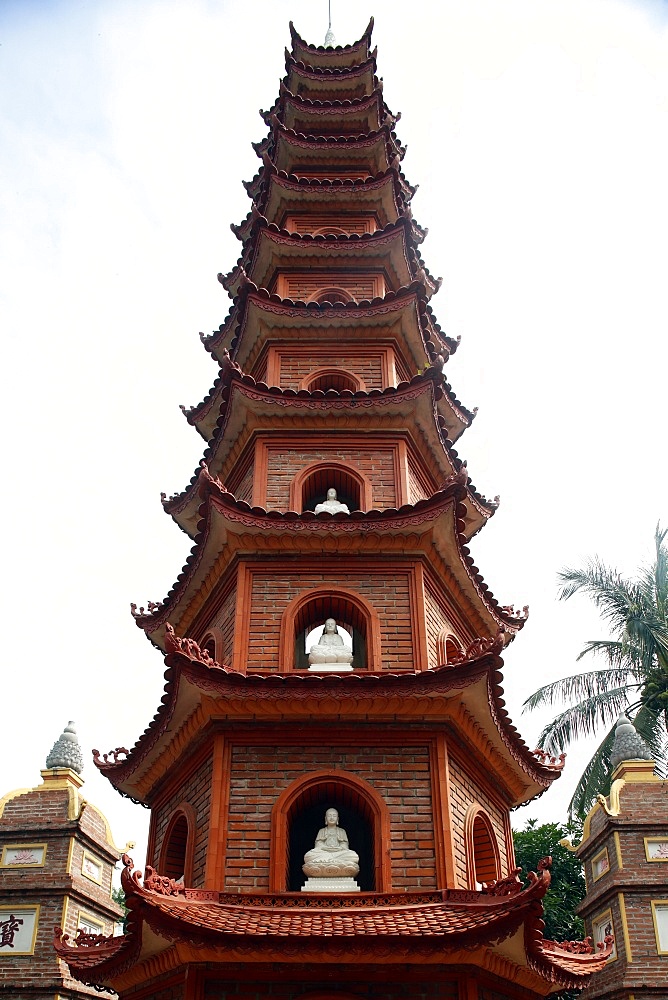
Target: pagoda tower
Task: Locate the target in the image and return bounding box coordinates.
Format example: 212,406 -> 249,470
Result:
56,18 -> 612,999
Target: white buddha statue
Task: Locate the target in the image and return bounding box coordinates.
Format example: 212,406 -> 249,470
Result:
314,487 -> 350,515
302,807 -> 360,881
307,618 -> 354,671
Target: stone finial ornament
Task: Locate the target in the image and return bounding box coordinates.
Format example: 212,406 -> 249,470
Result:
610,713 -> 654,771
46,721 -> 84,774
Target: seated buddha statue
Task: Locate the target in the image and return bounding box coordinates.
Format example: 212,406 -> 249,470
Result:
302,808 -> 360,879
314,487 -> 350,515
307,618 -> 354,671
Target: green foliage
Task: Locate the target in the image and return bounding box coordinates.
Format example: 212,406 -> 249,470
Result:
524,525 -> 668,818
513,819 -> 585,943
111,886 -> 129,932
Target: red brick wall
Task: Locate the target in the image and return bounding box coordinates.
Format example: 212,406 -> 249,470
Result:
447,754 -> 509,887
0,786 -> 122,997
265,445 -> 398,510
214,579 -> 238,667
0,787 -> 71,827
246,565 -> 414,671
202,981 -> 459,1000
277,273 -> 383,302
276,351 -> 385,390
284,214 -> 376,236
122,976 -> 185,1000
153,755 -> 213,888
424,584 -> 453,669
578,780 -> 668,997
406,451 -> 436,505
226,742 -> 437,891
70,839 -> 116,917
227,449 -> 255,504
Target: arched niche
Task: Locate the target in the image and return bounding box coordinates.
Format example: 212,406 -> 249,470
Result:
436,631 -> 464,665
159,803 -> 196,884
300,367 -> 366,394
280,587 -> 381,672
269,770 -> 391,893
464,805 -> 501,889
306,286 -> 354,305
290,461 -> 372,514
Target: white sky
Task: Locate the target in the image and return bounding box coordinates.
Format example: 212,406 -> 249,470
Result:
1,0 -> 667,874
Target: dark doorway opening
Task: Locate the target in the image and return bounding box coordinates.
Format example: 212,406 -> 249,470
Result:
288,790 -> 374,891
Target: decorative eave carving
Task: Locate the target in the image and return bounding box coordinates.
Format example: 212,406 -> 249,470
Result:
205,284 -> 455,376
166,376 -> 490,544
261,90 -> 388,137
53,851 -> 611,992
131,491 -> 522,686
244,158 -> 415,211
282,49 -> 382,93
99,636 -> 559,798
220,218 -> 432,303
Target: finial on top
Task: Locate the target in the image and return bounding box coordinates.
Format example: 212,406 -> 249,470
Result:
610,713 -> 654,771
46,721 -> 84,774
324,0 -> 336,47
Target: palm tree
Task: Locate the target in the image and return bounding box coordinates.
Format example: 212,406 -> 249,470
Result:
523,525 -> 668,818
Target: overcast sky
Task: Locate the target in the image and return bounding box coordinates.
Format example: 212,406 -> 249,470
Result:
1,0 -> 667,873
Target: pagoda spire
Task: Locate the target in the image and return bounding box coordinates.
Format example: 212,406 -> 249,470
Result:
324,0 -> 336,47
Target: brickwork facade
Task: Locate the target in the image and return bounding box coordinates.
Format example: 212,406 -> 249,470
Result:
153,755 -> 213,890
447,754 -> 510,889
225,741 -> 437,891
578,764 -> 668,999
245,564 -> 415,671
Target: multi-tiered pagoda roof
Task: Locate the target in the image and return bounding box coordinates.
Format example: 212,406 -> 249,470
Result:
55,18 -> 611,997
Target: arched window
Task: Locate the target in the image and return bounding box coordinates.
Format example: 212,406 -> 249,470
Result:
279,587 -> 382,672
436,631 -> 464,665
301,367 -> 365,394
290,462 -> 372,514
306,287 -> 354,305
201,634 -> 216,660
270,771 -> 392,892
159,805 -> 195,884
464,806 -> 500,889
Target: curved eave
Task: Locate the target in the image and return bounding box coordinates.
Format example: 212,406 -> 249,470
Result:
258,120 -> 405,167
266,127 -> 399,183
94,634 -> 557,805
220,220 -> 436,300
169,374 -> 487,538
268,91 -> 386,136
234,171 -> 406,242
206,284 -> 455,372
55,862 -> 611,992
137,482 -> 522,666
289,18 -> 374,69
186,348 -> 465,445
244,159 -> 415,210
285,59 -> 377,103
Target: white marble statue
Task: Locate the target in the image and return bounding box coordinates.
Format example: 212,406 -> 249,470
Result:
314,487 -> 350,515
302,808 -> 360,892
307,618 -> 354,671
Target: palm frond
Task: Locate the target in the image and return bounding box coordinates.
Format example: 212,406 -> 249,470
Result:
569,727 -> 617,820
522,669 -> 635,713
536,687 -> 631,754
632,705 -> 668,772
